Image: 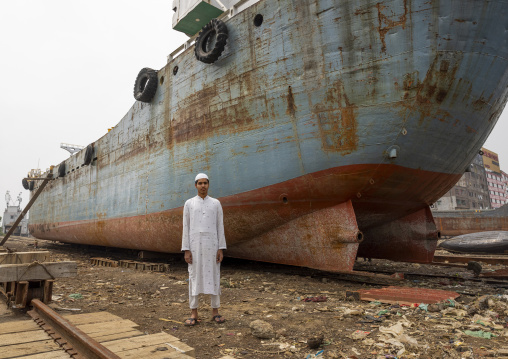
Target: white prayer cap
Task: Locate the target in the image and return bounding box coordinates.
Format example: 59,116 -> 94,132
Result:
195,173 -> 209,182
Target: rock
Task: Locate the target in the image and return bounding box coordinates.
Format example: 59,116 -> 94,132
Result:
249,320 -> 275,339
307,335 -> 323,349
428,303 -> 444,312
281,313 -> 289,318
479,296 -> 490,310
467,305 -> 479,316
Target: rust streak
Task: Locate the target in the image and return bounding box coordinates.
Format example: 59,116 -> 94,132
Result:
286,86 -> 297,117
376,0 -> 408,53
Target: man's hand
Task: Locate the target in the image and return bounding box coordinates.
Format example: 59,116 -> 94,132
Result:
216,249 -> 224,263
184,250 -> 193,264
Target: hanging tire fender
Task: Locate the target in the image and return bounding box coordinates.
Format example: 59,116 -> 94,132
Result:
58,162 -> 66,178
22,178 -> 29,190
83,144 -> 94,166
194,19 -> 228,64
133,68 -> 158,103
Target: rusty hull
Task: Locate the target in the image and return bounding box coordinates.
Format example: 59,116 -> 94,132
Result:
27,0 -> 508,272
434,205 -> 508,236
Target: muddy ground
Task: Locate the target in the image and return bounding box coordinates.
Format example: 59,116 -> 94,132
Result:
1,236 -> 508,359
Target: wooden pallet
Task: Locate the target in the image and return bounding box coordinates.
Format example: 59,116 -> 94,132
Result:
0,251 -> 75,308
90,257 -> 169,272
90,257 -> 118,267
0,311 -> 194,358
118,260 -> 169,272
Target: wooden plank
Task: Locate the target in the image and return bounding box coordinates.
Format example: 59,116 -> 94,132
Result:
14,281 -> 29,307
163,353 -> 195,359
92,329 -> 145,342
117,345 -> 194,359
0,340 -> 62,359
0,261 -> 77,281
63,311 -> 124,325
102,332 -> 182,352
20,351 -> 70,359
0,319 -> 40,334
88,325 -> 142,338
0,252 -> 50,265
0,330 -> 51,346
76,319 -> 139,335
162,339 -> 195,357
43,279 -> 54,303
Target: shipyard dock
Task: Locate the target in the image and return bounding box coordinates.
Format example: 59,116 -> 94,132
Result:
2,235 -> 508,358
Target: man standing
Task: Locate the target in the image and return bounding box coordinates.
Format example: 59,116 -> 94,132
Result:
182,173 -> 226,326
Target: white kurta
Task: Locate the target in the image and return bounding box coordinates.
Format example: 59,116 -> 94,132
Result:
182,195 -> 226,296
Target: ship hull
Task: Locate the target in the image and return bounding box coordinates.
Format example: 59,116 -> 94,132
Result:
434,205 -> 508,236
28,0 -> 508,272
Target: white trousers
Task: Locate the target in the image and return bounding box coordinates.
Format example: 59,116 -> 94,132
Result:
189,285 -> 220,309
189,294 -> 220,309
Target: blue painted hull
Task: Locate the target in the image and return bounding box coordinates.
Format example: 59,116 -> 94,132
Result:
27,0 -> 508,269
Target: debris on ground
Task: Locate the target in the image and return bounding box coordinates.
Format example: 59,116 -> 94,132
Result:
2,237 -> 508,358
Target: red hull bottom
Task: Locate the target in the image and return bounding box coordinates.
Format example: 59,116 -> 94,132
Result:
29,164 -> 455,272
226,201 -> 362,272
357,207 -> 439,263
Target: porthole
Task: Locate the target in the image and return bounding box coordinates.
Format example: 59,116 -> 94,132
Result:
254,14 -> 263,27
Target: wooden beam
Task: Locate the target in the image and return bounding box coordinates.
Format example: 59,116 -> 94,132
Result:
14,281 -> 29,307
0,252 -> 50,265
1,171 -> 53,247
0,262 -> 76,282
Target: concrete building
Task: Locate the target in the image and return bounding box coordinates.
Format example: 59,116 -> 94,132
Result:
503,170 -> 508,200
482,148 -> 507,209
432,153 -> 491,211
2,191 -> 29,236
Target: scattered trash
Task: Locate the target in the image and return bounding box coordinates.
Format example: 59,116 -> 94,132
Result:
249,320 -> 275,339
418,303 -> 428,312
302,296 -> 327,302
68,293 -> 83,300
159,318 -> 184,325
350,330 -> 370,340
463,330 -> 497,339
343,308 -> 363,316
305,350 -> 324,358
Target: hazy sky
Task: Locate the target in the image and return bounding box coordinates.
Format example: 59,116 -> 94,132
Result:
1,1 -> 507,210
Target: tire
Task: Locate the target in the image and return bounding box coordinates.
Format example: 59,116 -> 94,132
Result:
194,19 -> 228,64
58,162 -> 66,178
84,144 -> 93,166
29,180 -> 34,191
133,68 -> 158,102
22,178 -> 29,190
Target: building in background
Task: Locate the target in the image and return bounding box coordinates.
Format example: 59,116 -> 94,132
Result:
503,170 -> 508,200
432,153 -> 491,211
2,191 -> 29,236
482,147 -> 507,209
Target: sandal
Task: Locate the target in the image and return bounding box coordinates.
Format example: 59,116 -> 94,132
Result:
212,315 -> 226,324
184,317 -> 199,326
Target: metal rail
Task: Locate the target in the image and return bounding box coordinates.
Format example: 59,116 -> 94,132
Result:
433,254 -> 508,266
28,299 -> 121,359
1,170 -> 53,247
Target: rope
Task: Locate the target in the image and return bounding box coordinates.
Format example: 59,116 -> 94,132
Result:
18,261 -> 55,281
